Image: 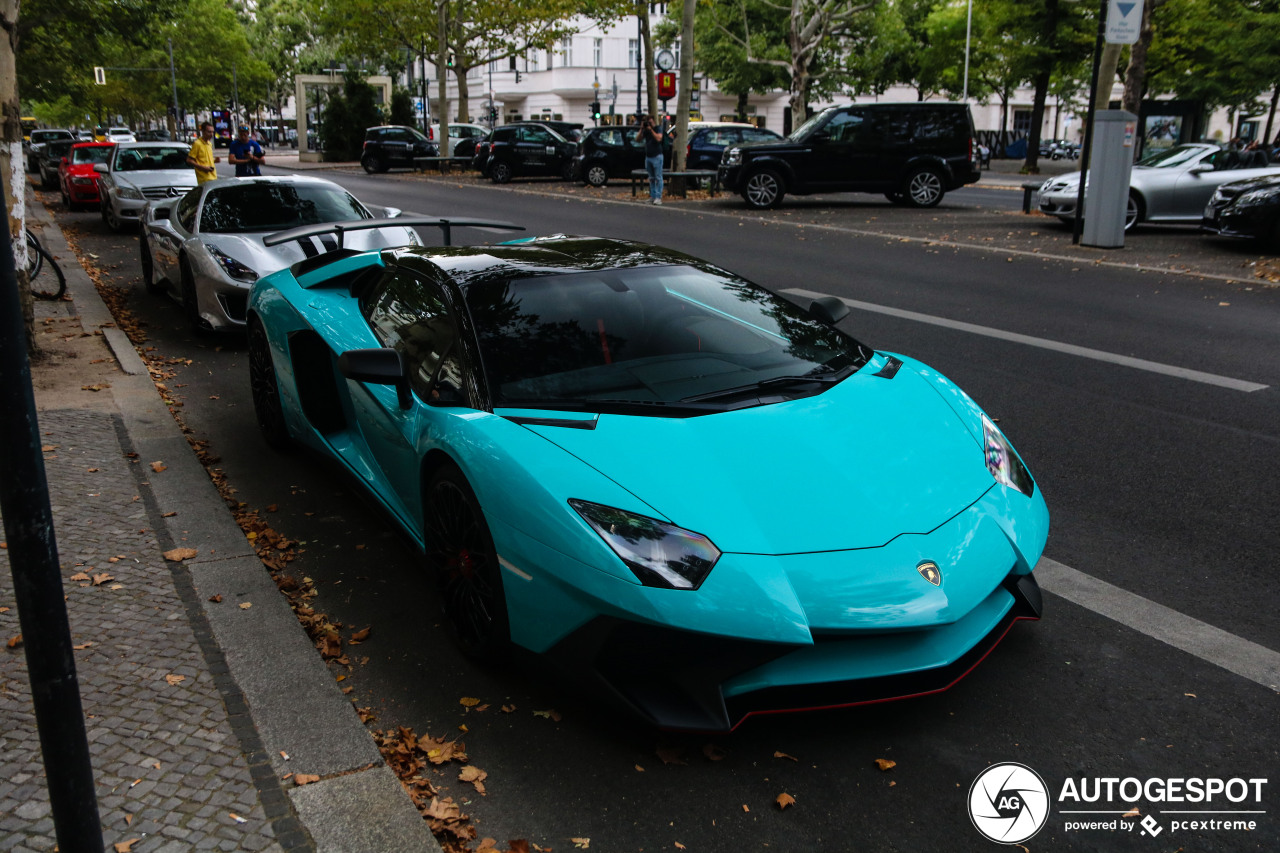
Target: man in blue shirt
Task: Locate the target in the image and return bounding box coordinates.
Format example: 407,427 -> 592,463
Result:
635,115 -> 664,205
228,125 -> 265,176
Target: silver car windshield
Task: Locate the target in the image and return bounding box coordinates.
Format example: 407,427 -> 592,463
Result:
1136,145 -> 1211,168
113,146 -> 190,171
199,182 -> 371,233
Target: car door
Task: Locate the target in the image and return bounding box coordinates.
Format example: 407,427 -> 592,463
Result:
515,126 -> 560,174
153,186 -> 200,286
350,267 -> 477,529
1169,148 -> 1277,221
803,108 -> 881,189
386,128 -> 419,167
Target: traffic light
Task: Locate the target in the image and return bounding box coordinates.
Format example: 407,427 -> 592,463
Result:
590,101 -> 601,121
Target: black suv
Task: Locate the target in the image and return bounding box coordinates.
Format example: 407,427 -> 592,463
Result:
360,125 -> 438,173
573,125 -> 672,187
482,123 -> 579,183
718,103 -> 981,209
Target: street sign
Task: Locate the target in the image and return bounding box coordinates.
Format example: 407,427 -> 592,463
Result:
93,67 -> 106,85
1105,0 -> 1144,44
657,72 -> 676,100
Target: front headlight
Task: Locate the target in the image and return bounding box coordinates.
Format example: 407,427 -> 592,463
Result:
722,148 -> 742,167
204,244 -> 259,283
116,185 -> 145,200
982,414 -> 1034,496
72,176 -> 95,185
569,499 -> 720,590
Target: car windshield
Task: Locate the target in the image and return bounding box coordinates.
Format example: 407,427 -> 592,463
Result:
465,264 -> 871,410
787,108 -> 836,143
72,146 -> 112,165
113,146 -> 190,171
31,130 -> 70,144
199,182 -> 370,233
1136,145 -> 1212,168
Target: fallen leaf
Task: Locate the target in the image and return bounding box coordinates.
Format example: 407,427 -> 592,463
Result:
92,573 -> 114,586
114,839 -> 140,852
267,504 -> 279,512
1185,693 -> 1197,698
533,709 -> 562,722
239,602 -> 252,610
501,704 -> 516,713
635,765 -> 645,772
656,746 -> 687,766
7,635 -> 21,649
350,626 -> 372,643
150,462 -> 167,473
208,595 -> 223,603
163,547 -> 198,562
73,642 -> 94,650
571,840 -> 590,849
125,814 -> 132,825
165,674 -> 185,686
702,743 -> 728,761
293,774 -> 320,786
874,758 -> 897,771
889,780 -> 897,787
777,792 -> 796,810
70,572 -> 91,582
774,751 -> 798,762
1122,807 -> 1140,818
675,843 -> 686,850
460,696 -> 481,708
459,765 -> 488,794
741,804 -> 749,812
162,511 -> 177,518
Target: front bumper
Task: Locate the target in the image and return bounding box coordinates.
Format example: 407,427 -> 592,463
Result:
549,571 -> 1042,731
1038,191 -> 1077,218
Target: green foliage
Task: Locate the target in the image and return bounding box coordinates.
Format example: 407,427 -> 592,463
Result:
389,88 -> 418,125
317,75 -> 386,160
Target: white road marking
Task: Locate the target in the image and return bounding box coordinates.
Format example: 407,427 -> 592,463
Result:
1035,557 -> 1280,692
782,287 -> 1268,393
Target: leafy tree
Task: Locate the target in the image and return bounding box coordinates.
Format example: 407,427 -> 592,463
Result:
390,88 -> 417,125
318,75 -> 386,159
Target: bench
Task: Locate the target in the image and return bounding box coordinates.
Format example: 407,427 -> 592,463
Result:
1021,180 -> 1043,214
413,156 -> 473,174
630,169 -> 720,198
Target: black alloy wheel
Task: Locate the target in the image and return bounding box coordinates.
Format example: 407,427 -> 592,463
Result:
179,257 -> 207,331
423,464 -> 509,661
247,318 -> 292,449
490,160 -> 513,184
585,164 -> 609,187
903,167 -> 945,208
139,235 -> 163,294
742,169 -> 784,209
361,153 -> 384,174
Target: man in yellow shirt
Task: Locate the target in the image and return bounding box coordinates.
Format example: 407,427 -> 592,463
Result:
187,122 -> 220,183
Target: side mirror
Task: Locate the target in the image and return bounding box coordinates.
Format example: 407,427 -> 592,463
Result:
810,131 -> 831,144
93,163 -> 108,174
1189,164 -> 1214,175
808,296 -> 850,325
338,348 -> 412,409
382,206 -> 402,219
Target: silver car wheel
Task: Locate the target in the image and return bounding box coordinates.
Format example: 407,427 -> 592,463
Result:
743,170 -> 783,209
905,169 -> 944,208
586,165 -> 608,187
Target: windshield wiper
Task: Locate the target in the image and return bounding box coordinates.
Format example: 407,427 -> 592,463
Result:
680,365 -> 854,403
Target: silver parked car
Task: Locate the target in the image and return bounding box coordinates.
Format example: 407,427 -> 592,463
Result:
96,142 -> 195,232
139,175 -> 422,332
1037,143 -> 1280,229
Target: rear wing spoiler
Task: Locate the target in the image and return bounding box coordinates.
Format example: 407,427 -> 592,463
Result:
264,216 -> 524,249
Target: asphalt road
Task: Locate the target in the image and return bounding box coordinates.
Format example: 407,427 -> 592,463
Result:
43,169 -> 1279,852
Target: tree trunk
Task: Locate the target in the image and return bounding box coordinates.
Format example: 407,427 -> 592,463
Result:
1121,0 -> 1154,115
672,0 -> 695,172
2,0 -> 36,358
640,5 -> 657,120
456,66 -> 471,131
436,0 -> 450,155
1022,0 -> 1061,174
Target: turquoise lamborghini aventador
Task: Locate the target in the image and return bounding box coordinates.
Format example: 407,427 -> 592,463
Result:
246,223 -> 1049,731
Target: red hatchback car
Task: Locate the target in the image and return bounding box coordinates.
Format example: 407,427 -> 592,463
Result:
59,142 -> 114,211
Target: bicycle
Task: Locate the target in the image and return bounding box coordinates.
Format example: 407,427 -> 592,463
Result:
25,228 -> 67,300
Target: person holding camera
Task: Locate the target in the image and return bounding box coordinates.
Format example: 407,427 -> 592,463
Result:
228,124 -> 266,177
636,115 -> 664,205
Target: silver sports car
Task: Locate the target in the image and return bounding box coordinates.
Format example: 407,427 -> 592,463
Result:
1037,143 -> 1280,229
139,175 -> 422,331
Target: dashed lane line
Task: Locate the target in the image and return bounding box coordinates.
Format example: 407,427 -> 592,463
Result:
781,287 -> 1269,393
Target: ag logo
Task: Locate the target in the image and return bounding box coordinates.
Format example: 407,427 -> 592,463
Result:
968,762 -> 1050,844
917,560 -> 941,586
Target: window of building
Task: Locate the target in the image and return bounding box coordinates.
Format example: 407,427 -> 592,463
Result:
560,37 -> 573,67
628,39 -> 638,69
593,38 -> 602,68
1013,109 -> 1032,134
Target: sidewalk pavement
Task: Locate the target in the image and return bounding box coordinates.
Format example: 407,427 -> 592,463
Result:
0,192 -> 441,851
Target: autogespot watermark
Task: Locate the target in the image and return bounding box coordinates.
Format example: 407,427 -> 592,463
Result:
968,764 -> 1269,844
